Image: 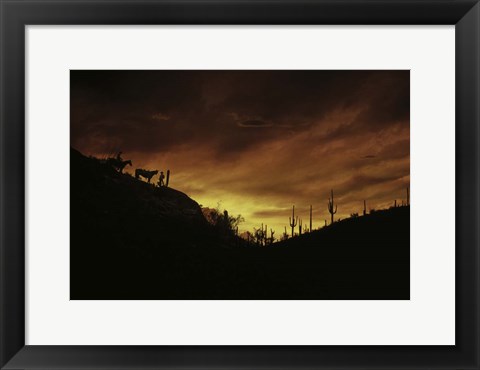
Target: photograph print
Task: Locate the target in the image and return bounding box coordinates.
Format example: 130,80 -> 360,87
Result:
70,70 -> 410,300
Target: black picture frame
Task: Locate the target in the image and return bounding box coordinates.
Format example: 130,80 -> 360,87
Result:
1,1 -> 478,369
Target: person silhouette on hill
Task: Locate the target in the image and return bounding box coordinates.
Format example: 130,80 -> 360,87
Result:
116,151 -> 123,162
158,171 -> 165,187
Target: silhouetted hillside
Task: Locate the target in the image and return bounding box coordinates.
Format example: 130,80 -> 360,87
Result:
71,148 -> 409,300
71,148 -> 206,224
260,207 -> 410,299
278,207 -> 409,251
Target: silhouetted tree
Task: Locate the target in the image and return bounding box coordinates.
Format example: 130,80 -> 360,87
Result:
202,207 -> 244,236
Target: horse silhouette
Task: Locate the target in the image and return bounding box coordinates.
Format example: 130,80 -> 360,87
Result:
135,169 -> 158,183
106,157 -> 132,173
115,159 -> 132,173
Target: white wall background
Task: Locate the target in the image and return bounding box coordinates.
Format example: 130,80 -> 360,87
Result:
26,25 -> 455,345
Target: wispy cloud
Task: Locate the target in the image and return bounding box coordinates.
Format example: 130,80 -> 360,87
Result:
151,112 -> 170,121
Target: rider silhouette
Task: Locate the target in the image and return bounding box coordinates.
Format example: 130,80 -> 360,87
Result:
158,171 -> 165,187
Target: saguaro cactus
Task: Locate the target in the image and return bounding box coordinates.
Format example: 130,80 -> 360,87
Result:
363,200 -> 367,216
264,224 -> 268,246
289,205 -> 298,237
309,205 -> 313,232
256,224 -> 267,246
299,219 -> 303,235
406,187 -> 410,206
260,223 -> 267,246
327,189 -> 338,225
283,226 -> 289,240
166,170 -> 170,187
270,228 -> 275,244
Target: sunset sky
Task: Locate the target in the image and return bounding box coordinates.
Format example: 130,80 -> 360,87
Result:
71,70 -> 410,235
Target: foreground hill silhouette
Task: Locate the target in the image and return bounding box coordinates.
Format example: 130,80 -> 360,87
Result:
71,148 -> 409,300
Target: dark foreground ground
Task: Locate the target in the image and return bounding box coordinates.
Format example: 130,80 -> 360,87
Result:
71,148 -> 410,300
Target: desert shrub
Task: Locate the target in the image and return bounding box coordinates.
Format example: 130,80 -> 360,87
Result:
202,206 -> 244,234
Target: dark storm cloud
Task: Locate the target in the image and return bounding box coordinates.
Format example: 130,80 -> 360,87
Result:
71,70 -> 409,156
71,70 -> 409,233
